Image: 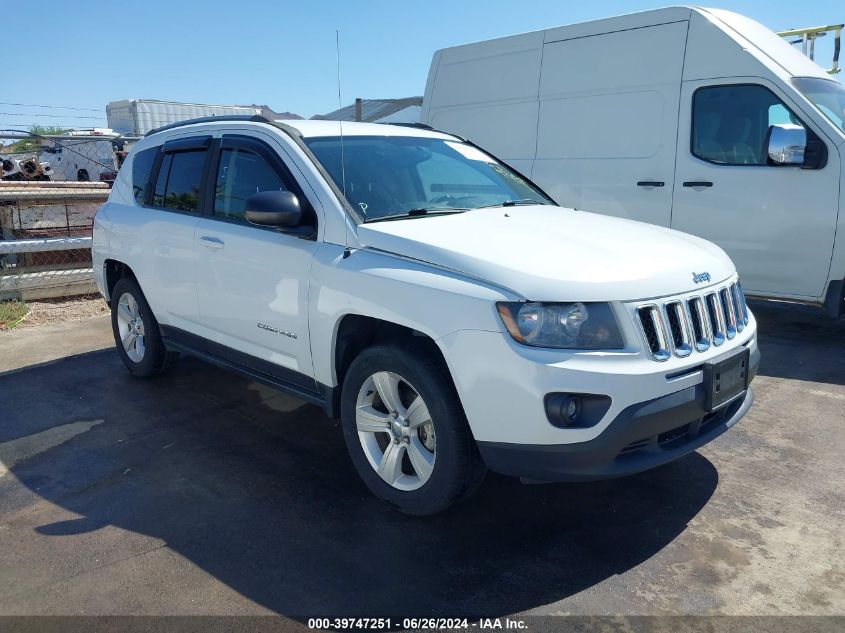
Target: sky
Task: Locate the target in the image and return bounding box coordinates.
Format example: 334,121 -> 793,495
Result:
2,0 -> 842,128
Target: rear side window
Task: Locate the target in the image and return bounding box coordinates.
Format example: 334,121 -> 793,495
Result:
214,148 -> 289,220
152,150 -> 206,212
131,147 -> 157,204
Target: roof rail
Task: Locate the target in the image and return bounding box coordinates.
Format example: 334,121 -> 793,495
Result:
382,122 -> 435,131
380,121 -> 467,141
144,114 -> 273,137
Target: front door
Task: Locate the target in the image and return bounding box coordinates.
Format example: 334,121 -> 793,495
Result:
194,133 -> 319,381
671,79 -> 840,299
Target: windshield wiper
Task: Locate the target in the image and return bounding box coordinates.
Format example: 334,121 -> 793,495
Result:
478,199 -> 549,209
364,208 -> 470,223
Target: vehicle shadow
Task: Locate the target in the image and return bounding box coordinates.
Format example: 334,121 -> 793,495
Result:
2,350 -> 719,618
749,299 -> 845,386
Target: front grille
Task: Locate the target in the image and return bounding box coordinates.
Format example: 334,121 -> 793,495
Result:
635,281 -> 748,361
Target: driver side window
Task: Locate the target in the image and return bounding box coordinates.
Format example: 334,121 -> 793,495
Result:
692,85 -> 806,166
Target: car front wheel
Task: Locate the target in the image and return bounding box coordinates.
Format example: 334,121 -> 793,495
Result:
340,343 -> 486,515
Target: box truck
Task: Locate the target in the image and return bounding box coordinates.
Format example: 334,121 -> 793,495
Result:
106,99 -> 261,136
421,7 -> 845,314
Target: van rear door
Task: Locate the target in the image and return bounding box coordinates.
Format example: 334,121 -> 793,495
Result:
531,20 -> 688,226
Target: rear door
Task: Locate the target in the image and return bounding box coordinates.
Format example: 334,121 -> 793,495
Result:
531,20 -> 688,226
193,132 -> 319,383
136,136 -> 210,329
671,80 -> 840,298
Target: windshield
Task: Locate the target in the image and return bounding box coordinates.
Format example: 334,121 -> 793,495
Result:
792,77 -> 845,133
303,135 -> 553,221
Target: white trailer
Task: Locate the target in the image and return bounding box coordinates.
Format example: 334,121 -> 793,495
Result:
106,99 -> 261,136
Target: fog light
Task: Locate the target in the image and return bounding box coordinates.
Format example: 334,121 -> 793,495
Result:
563,396 -> 580,422
544,392 -> 611,429
545,394 -> 582,427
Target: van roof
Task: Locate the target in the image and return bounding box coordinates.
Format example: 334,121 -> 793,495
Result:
431,6 -> 829,82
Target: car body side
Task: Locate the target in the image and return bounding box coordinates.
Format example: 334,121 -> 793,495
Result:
93,120 -> 758,463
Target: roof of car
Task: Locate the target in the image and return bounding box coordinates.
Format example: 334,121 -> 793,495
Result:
277,119 -> 456,140
144,115 -> 458,141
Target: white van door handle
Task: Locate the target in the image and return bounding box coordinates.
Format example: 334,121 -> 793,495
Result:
200,236 -> 224,250
637,181 -> 665,188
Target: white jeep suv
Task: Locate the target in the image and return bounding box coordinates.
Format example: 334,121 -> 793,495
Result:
92,116 -> 759,515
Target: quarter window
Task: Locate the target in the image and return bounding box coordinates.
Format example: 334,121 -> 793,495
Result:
131,147 -> 157,205
213,148 -> 289,221
151,150 -> 206,212
692,85 -> 806,165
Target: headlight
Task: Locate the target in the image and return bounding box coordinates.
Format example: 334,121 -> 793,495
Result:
496,301 -> 624,349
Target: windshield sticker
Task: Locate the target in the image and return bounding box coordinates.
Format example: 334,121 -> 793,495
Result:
445,141 -> 495,163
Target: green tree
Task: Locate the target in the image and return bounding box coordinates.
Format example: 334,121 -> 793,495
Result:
8,125 -> 71,153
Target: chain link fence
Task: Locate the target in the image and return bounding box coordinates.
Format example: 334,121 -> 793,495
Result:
0,131 -> 140,300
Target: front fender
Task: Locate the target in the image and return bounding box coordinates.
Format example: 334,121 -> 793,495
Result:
308,243 -> 514,386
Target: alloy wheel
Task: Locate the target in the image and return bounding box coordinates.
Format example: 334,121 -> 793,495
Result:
355,371 -> 436,491
116,292 -> 146,363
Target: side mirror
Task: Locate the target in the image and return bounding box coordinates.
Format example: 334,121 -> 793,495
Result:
766,124 -> 806,166
244,190 -> 302,227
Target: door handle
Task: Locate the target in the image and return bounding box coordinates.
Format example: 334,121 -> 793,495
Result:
682,181 -> 713,188
200,236 -> 224,250
637,181 -> 665,187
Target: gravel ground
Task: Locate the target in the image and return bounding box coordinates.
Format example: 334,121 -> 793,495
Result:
14,295 -> 109,329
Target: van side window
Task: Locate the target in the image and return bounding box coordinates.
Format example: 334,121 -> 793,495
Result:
151,150 -> 206,212
214,148 -> 289,221
131,147 -> 157,205
692,85 -> 806,166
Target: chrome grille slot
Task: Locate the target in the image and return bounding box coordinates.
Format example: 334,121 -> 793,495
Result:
720,288 -> 737,339
732,282 -> 748,328
634,280 -> 748,360
687,296 -> 711,352
664,301 -> 692,357
705,292 -> 726,346
637,306 -> 671,361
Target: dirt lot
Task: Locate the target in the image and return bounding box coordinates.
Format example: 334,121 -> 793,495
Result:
0,300 -> 842,623
11,295 -> 109,329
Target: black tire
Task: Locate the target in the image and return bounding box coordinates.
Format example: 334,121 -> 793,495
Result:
340,343 -> 486,515
110,276 -> 174,378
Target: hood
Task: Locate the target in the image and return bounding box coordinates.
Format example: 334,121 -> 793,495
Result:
356,206 -> 735,302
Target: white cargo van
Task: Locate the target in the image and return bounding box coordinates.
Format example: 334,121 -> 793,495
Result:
421,7 -> 845,314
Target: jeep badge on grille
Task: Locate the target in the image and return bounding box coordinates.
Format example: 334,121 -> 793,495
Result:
692,272 -> 711,284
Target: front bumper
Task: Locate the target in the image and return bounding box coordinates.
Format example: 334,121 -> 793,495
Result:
477,356 -> 757,482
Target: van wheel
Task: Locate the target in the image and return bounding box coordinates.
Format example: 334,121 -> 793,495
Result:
110,277 -> 174,378
340,344 -> 486,515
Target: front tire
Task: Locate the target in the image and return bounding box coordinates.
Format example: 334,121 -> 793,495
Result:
340,343 -> 486,515
110,277 -> 174,378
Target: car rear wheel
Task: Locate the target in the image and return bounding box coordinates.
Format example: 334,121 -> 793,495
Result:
340,343 -> 486,515
110,277 -> 174,378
